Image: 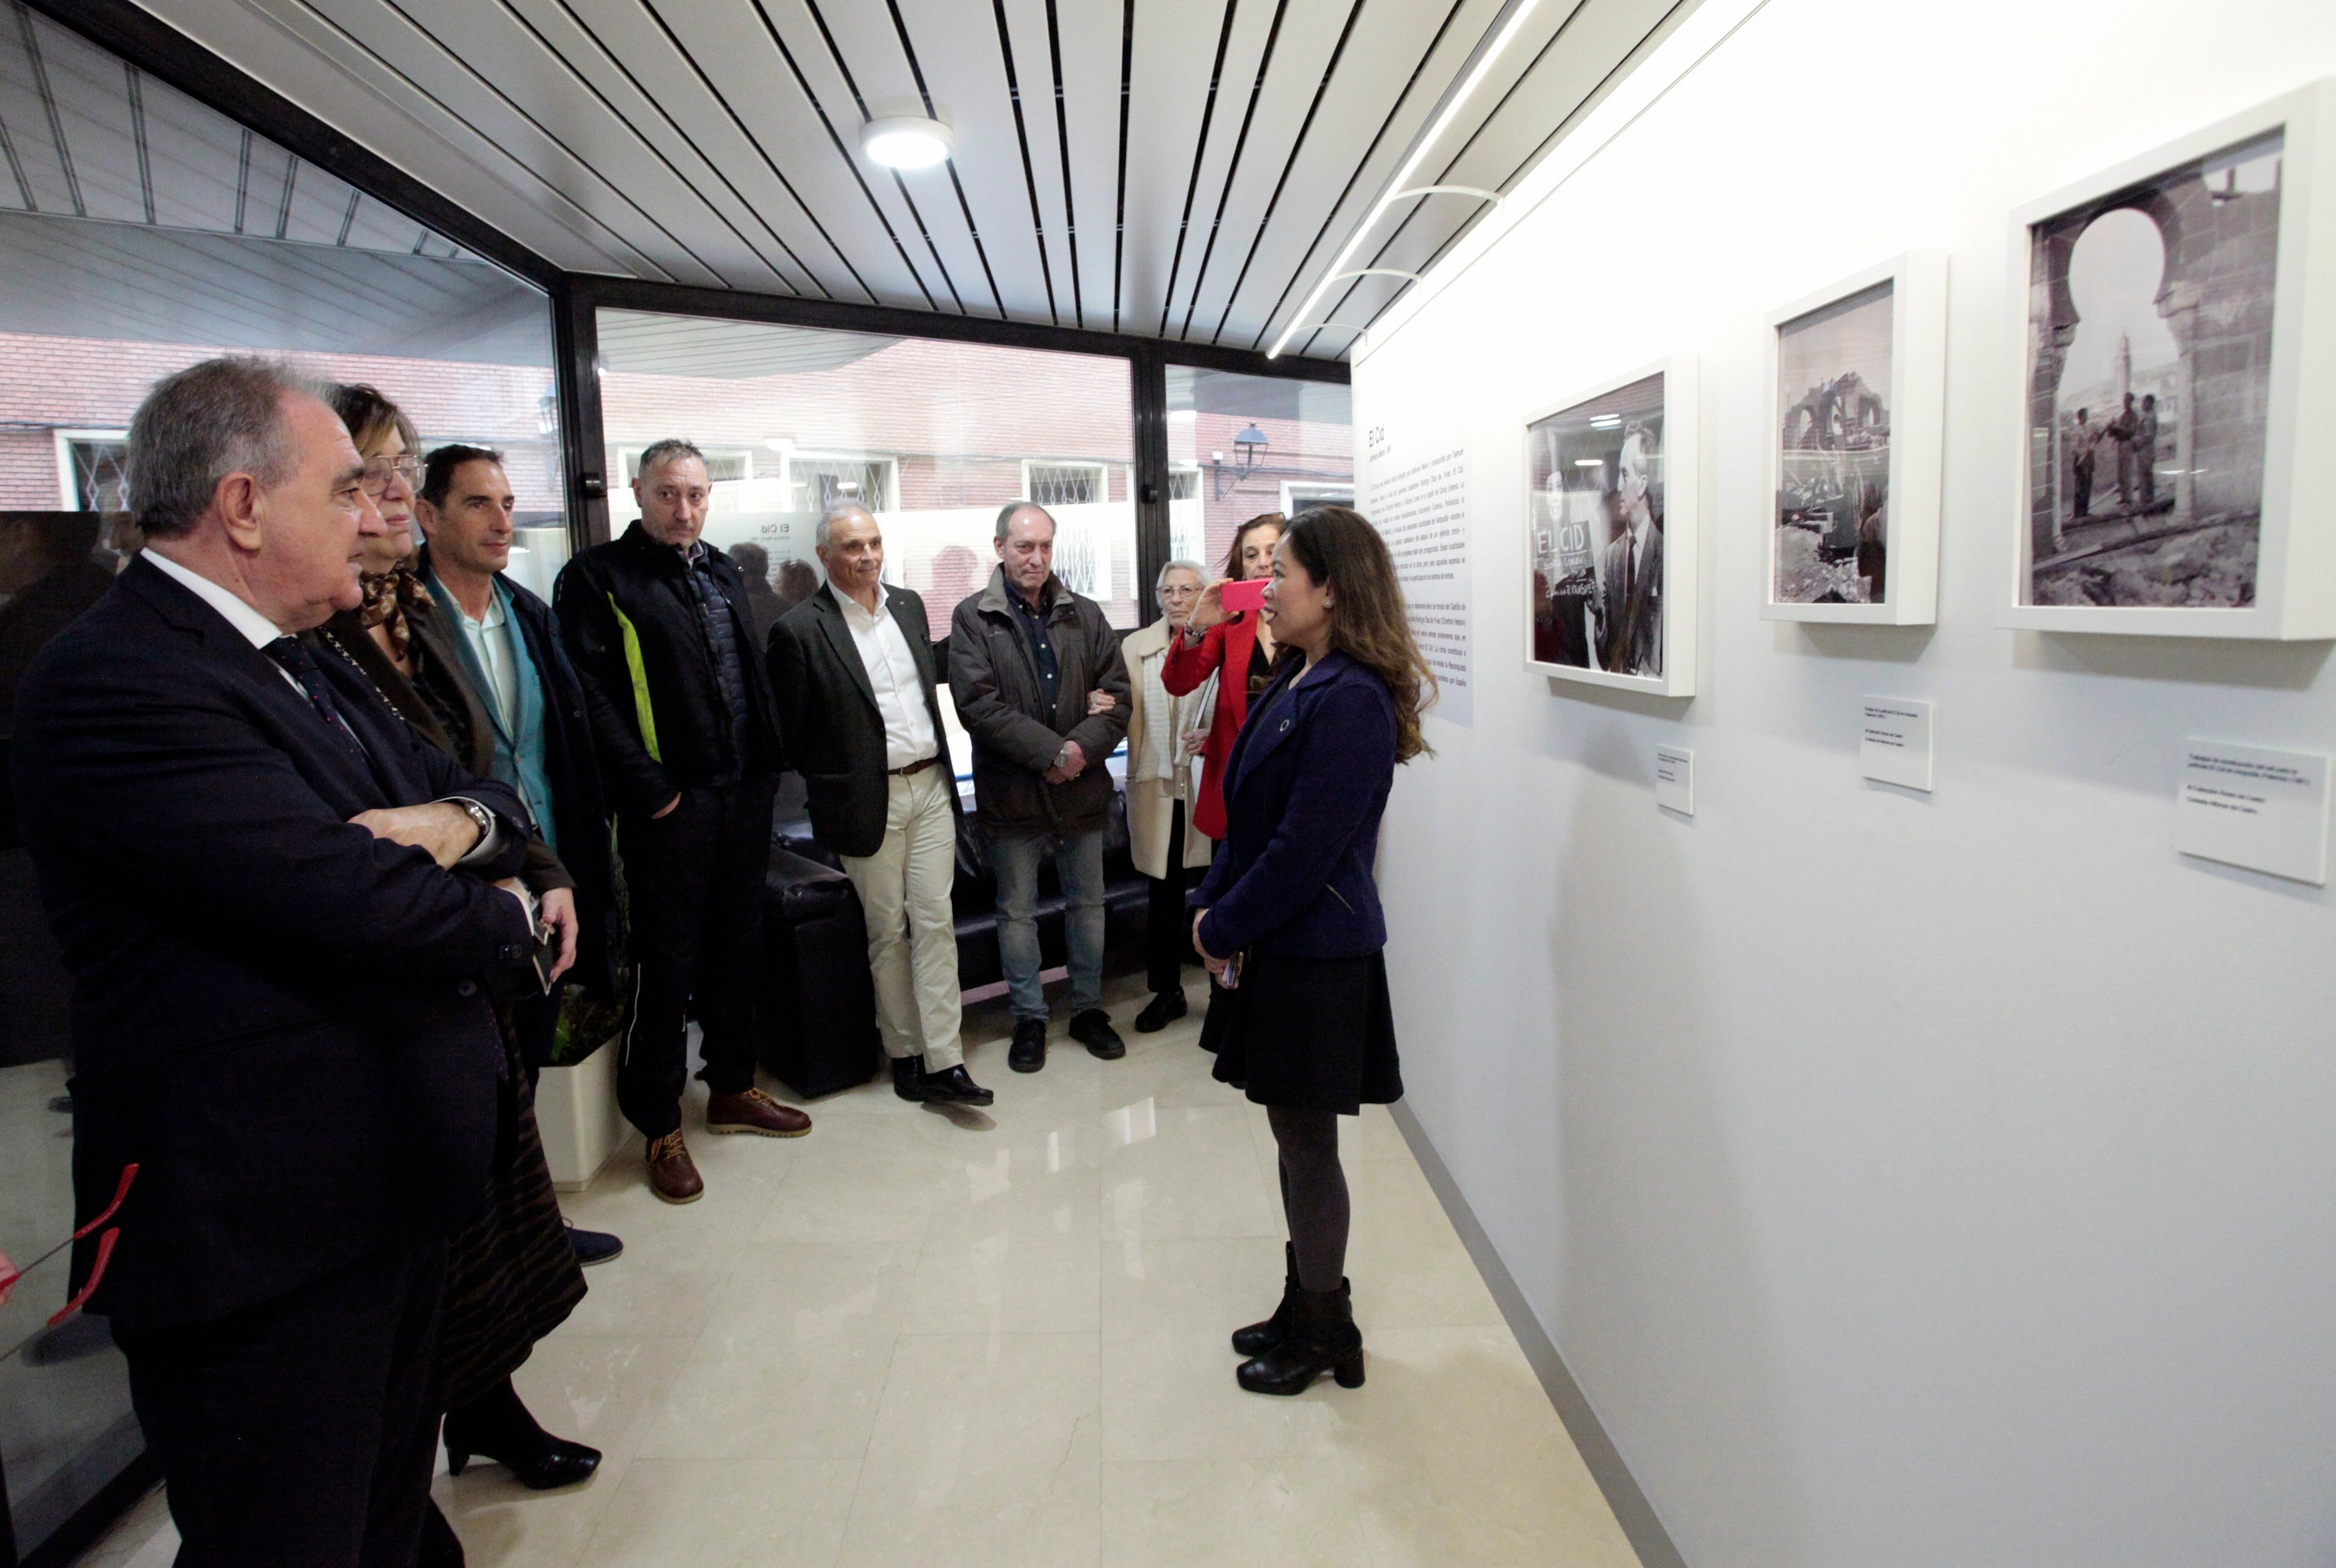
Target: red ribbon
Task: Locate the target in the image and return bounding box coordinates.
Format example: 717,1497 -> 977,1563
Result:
47,1163 -> 138,1327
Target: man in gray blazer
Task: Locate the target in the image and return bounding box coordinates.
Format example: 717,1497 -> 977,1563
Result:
1596,423 -> 1664,678
767,503 -> 991,1106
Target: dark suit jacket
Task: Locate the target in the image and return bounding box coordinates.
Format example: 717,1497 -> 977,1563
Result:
1190,651 -> 1396,961
767,582 -> 957,860
1598,522 -> 1663,677
10,556 -> 537,1330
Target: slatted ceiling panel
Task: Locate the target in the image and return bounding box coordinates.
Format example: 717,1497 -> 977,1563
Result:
239,134 -> 293,236
745,0 -> 944,309
1297,0 -> 1677,356
801,0 -> 997,317
596,309 -> 899,377
894,0 -> 1053,322
138,72 -> 243,231
39,17 -> 145,223
285,0 -> 716,284
1205,0 -> 1494,349
992,0 -> 1073,324
588,1 -> 917,306
87,0 -> 1699,351
542,0 -> 830,297
1046,0 -> 1124,331
1160,0 -> 1286,338
385,0 -> 779,290
1116,0 -> 1230,334
1176,0 -> 1353,342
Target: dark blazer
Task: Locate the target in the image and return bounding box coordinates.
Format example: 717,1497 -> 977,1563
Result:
767,582 -> 957,860
10,556 -> 537,1331
554,523 -> 785,815
1189,651 -> 1396,960
947,567 -> 1129,838
1597,522 -> 1663,677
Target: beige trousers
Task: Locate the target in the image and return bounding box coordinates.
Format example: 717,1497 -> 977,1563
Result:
839,766 -> 963,1071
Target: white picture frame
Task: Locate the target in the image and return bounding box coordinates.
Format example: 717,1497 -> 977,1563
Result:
1762,251 -> 1947,625
2002,77 -> 2336,639
1523,355 -> 1698,698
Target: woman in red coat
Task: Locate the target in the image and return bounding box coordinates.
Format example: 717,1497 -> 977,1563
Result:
1162,513 -> 1284,840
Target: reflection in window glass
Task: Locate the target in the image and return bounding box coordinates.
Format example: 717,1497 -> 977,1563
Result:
1164,366 -> 1352,574
596,310 -> 1139,635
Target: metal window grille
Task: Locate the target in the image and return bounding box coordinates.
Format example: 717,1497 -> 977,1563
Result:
792,458 -> 891,512
1026,463 -> 1102,507
67,439 -> 130,511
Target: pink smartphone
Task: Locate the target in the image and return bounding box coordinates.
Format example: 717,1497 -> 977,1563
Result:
1219,578 -> 1268,615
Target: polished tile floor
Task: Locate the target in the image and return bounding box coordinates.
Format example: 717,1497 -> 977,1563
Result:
75,977 -> 1637,1567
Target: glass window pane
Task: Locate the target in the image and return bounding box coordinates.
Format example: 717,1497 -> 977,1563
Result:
596,310 -> 1139,639
1163,367 -> 1353,576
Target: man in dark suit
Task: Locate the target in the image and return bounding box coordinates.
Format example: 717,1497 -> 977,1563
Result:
10,358 -> 544,1567
768,502 -> 991,1107
1596,424 -> 1664,678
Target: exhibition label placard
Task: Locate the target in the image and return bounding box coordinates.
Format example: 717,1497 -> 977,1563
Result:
1654,745 -> 1695,816
1363,416 -> 1472,726
2176,742 -> 2330,885
1860,698 -> 1934,791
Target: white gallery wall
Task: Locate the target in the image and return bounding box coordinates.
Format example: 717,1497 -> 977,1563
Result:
1354,1 -> 2336,1564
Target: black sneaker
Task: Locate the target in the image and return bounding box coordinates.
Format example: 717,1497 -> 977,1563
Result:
892,1056 -> 933,1101
566,1220 -> 623,1266
1134,989 -> 1187,1033
1008,1018 -> 1048,1073
1070,1008 -> 1126,1060
919,1065 -> 995,1106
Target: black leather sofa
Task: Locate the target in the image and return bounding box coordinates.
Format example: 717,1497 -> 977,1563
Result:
757,772 -> 1153,1097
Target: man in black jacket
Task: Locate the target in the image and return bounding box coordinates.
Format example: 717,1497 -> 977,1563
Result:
556,439 -> 808,1205
769,502 -> 991,1107
949,502 -> 1131,1073
11,358 -> 543,1565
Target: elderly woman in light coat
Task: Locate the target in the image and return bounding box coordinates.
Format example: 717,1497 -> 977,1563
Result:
1122,561 -> 1217,1033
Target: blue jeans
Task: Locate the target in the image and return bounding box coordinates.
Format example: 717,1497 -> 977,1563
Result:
990,829 -> 1107,1021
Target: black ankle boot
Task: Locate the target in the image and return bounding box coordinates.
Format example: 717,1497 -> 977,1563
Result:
1231,1243 -> 1299,1356
444,1379 -> 601,1490
1236,1280 -> 1363,1396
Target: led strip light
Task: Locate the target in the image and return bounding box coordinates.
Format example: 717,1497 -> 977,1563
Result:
1266,0 -> 1547,359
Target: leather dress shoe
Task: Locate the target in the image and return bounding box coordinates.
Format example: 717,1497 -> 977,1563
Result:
1070,1007 -> 1126,1060
444,1394 -> 601,1491
644,1131 -> 703,1203
919,1065 -> 995,1105
565,1219 -> 623,1266
893,1056 -> 933,1101
1134,989 -> 1187,1033
1008,1017 -> 1048,1073
706,1086 -> 813,1137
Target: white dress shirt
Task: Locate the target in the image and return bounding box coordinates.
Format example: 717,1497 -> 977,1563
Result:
449,584 -> 520,732
837,588 -> 939,770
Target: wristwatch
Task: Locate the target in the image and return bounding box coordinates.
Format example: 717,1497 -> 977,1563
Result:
455,798 -> 495,852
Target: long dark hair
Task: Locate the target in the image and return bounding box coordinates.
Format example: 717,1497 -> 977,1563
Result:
1280,507 -> 1435,762
1223,512 -> 1285,581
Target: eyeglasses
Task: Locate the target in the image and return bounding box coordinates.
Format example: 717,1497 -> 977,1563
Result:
361,456 -> 423,497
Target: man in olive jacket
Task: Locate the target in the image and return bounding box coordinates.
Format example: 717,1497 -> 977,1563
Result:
948,502 -> 1131,1072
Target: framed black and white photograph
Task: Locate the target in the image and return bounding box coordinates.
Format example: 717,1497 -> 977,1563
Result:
1763,252 -> 1946,625
2005,79 -> 2336,639
1525,357 -> 1697,697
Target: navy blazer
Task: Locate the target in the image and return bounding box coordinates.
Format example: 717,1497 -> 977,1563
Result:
11,556 -> 537,1330
1190,650 -> 1396,960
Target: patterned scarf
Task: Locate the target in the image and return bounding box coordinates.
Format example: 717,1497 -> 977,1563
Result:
358,564 -> 430,665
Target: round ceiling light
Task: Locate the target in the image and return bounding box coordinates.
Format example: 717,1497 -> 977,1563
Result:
860,116 -> 954,170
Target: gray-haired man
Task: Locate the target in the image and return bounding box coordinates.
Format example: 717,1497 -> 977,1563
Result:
767,502 -> 991,1105
949,502 -> 1131,1073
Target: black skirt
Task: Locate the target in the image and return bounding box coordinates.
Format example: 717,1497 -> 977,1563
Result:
1197,950 -> 1403,1114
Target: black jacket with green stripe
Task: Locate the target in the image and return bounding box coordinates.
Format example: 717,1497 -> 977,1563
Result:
554,522 -> 785,815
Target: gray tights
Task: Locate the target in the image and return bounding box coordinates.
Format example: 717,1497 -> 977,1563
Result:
1268,1106 -> 1349,1293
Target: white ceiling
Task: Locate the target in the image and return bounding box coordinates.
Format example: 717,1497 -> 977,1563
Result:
111,0 -> 1697,358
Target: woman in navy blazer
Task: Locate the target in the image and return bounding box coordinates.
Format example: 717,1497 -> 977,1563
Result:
1188,506 -> 1436,1396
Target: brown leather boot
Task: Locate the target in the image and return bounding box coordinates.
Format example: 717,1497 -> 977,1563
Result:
644,1131 -> 703,1203
705,1086 -> 813,1138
